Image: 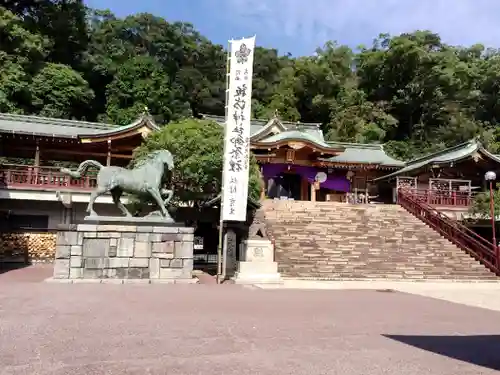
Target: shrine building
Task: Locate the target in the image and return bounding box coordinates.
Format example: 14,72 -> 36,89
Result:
2,111 -> 500,258
373,138 -> 500,221
0,112 -> 158,229
201,114 -> 404,203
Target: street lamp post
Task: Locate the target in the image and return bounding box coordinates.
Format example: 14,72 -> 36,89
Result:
485,171 -> 499,269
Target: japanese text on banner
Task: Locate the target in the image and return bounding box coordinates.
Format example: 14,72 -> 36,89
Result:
222,36 -> 255,221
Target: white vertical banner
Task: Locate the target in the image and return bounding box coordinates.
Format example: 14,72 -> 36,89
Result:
221,36 -> 256,221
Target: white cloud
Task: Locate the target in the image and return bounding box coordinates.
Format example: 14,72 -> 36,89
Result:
224,0 -> 500,52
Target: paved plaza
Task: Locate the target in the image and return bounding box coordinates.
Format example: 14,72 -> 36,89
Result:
1,265 -> 500,374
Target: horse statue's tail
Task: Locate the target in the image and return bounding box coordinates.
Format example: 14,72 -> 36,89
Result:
60,160 -> 104,179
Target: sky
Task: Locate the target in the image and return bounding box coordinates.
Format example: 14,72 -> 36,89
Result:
84,0 -> 500,56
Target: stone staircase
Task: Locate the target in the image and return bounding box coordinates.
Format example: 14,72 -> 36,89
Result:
262,200 -> 497,280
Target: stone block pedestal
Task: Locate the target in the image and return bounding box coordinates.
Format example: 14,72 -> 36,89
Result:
50,222 -> 195,284
233,239 -> 282,284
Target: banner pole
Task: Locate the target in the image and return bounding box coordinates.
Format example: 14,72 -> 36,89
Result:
217,39 -> 232,284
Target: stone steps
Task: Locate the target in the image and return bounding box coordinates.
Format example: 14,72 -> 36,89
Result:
261,200 -> 496,280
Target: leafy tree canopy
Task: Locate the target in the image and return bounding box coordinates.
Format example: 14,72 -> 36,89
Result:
3,3 -> 500,163
132,118 -> 262,206
469,186 -> 500,220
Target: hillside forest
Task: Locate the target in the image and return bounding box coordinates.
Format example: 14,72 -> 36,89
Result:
3,1 -> 500,160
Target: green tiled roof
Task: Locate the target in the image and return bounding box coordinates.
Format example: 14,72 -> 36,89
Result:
201,114 -> 268,136
374,139 -> 500,181
256,130 -> 333,149
0,113 -> 157,138
79,116 -> 159,138
201,114 -> 408,165
297,126 -> 325,144
321,142 -> 405,167
200,114 -> 323,140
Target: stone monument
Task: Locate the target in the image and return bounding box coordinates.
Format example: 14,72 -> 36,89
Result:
233,207 -> 282,284
50,150 -> 195,284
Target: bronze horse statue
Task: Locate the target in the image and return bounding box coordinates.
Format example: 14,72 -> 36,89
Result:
61,150 -> 174,218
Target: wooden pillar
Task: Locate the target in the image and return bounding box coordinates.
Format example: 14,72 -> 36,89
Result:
106,139 -> 112,166
301,177 -> 308,201
32,140 -> 40,185
259,165 -> 266,200
310,182 -> 316,202
34,141 -> 40,166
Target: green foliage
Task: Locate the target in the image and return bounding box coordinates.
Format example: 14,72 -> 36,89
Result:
327,88 -> 397,143
3,3 -> 500,163
0,6 -> 48,113
469,187 -> 500,219
103,55 -> 189,125
31,63 -> 94,118
132,118 -> 262,206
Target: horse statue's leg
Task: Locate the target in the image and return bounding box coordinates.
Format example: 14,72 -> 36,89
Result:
148,187 -> 170,217
87,187 -> 108,216
160,188 -> 173,205
111,188 -> 132,217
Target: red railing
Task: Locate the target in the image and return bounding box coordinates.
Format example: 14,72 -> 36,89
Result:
408,189 -> 476,208
397,189 -> 499,275
0,164 -> 96,191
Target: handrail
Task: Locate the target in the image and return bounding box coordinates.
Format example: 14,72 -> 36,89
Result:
0,163 -> 64,171
397,189 -> 499,275
399,189 -> 494,250
0,163 -> 98,175
406,188 -> 476,207
407,192 -> 491,247
0,165 -> 96,191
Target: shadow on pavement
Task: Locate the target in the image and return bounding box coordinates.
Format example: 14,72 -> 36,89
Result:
0,262 -> 30,274
384,334 -> 500,371
0,263 -> 53,282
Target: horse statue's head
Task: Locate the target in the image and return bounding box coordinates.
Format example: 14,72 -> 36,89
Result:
151,149 -> 175,171
134,149 -> 175,173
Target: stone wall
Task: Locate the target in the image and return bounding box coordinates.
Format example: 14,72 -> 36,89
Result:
0,231 -> 56,263
263,200 -> 497,280
53,223 -> 195,283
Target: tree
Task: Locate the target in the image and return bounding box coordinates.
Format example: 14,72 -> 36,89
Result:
354,31 -> 486,157
326,87 -> 397,143
84,12 -> 225,121
0,6 -> 48,113
1,5 -> 93,118
2,0 -> 89,68
4,2 -> 500,163
265,66 -> 300,121
469,187 -> 500,220
132,118 -> 262,207
103,55 -> 190,125
31,63 -> 94,118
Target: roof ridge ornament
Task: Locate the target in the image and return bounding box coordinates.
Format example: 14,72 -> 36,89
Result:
142,105 -> 150,116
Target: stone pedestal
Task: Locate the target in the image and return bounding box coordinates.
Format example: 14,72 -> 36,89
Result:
233,239 -> 282,284
50,222 -> 195,284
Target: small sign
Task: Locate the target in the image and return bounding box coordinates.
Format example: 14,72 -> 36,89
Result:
194,236 -> 204,250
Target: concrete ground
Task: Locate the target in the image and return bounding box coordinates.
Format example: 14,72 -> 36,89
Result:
1,265 -> 500,375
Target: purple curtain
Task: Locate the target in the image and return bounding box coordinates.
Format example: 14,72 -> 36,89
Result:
262,163 -> 350,192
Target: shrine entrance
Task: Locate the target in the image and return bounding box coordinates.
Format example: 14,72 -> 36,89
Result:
267,172 -> 302,200
262,163 -> 350,202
